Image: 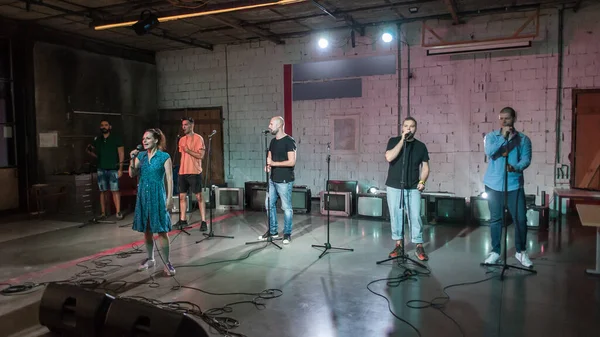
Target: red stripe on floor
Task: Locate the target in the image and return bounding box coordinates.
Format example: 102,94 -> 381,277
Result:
2,212 -> 241,284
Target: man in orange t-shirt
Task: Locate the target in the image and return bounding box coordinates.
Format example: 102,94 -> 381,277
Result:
176,117 -> 207,231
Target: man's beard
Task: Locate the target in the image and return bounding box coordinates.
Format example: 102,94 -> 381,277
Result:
100,128 -> 109,134
270,129 -> 277,135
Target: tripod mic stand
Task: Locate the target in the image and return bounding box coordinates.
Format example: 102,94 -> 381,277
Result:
312,143 -> 353,258
196,130 -> 234,244
246,131 -> 282,249
481,133 -> 536,280
376,135 -> 426,269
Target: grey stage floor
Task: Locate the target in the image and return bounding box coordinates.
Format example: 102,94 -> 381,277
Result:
1,205 -> 599,337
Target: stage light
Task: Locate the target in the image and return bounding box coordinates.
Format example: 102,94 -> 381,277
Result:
94,0 -> 304,31
381,32 -> 393,43
132,10 -> 159,36
408,7 -> 418,13
367,186 -> 379,194
318,38 -> 329,49
481,192 -> 488,199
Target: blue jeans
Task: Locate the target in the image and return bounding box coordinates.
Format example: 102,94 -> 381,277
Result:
486,186 -> 527,254
386,186 -> 424,243
264,180 -> 293,235
97,169 -> 119,192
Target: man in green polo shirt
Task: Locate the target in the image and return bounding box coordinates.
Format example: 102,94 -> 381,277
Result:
87,120 -> 124,220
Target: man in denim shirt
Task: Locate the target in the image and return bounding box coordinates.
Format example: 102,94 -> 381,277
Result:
483,107 -> 533,268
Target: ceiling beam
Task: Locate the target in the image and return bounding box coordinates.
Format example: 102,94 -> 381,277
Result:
259,2 -> 551,40
150,29 -> 213,50
442,0 -> 461,25
385,0 -> 405,19
269,8 -> 312,29
573,0 -> 582,12
91,0 -> 306,28
32,0 -> 165,22
207,16 -> 285,44
310,0 -> 364,36
19,0 -> 214,51
197,0 -> 438,34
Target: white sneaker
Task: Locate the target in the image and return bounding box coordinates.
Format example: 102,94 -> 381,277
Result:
515,252 -> 533,268
484,252 -> 500,264
138,258 -> 155,271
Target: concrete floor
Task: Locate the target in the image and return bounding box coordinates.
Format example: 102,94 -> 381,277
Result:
1,204 -> 600,337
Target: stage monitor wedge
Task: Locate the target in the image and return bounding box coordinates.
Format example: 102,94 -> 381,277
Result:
39,283 -> 114,337
102,297 -> 208,337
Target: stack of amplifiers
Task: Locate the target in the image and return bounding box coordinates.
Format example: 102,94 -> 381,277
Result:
245,182 -> 311,214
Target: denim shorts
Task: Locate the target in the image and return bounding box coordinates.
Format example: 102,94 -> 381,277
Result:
97,169 -> 119,192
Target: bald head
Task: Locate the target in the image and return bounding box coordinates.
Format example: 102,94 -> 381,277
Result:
268,116 -> 285,136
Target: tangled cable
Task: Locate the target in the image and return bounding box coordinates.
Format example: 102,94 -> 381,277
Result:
368,260 -> 499,337
0,241 -> 282,337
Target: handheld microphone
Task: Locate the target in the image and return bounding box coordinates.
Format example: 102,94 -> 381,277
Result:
262,130 -> 270,134
131,144 -> 144,158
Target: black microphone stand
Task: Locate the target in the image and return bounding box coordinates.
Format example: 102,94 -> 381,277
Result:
376,134 -> 426,268
312,143 -> 353,258
481,132 -> 536,279
196,131 -> 234,244
246,131 -> 282,249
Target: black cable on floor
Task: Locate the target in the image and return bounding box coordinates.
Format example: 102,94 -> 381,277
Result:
368,260 -> 498,337
1,235 -> 283,337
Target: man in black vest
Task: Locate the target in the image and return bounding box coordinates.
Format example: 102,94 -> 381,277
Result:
384,117 -> 430,261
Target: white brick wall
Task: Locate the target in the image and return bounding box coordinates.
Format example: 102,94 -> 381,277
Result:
156,3 -> 600,201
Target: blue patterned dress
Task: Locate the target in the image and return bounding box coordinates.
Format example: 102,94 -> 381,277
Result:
132,150 -> 172,233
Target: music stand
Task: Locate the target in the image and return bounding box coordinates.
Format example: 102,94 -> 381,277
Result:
246,131 -> 282,249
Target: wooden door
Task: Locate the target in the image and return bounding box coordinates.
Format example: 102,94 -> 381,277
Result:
572,91 -> 600,191
159,108 -> 224,185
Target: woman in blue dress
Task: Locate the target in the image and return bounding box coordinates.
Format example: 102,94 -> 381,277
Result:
128,128 -> 175,276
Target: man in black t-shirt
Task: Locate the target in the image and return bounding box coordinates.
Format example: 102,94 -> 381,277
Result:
258,116 -> 297,245
384,117 -> 430,261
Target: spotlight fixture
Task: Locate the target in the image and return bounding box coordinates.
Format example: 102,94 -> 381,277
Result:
381,32 -> 393,43
318,38 -> 329,49
367,186 -> 380,194
132,10 -> 159,36
481,192 -> 488,199
408,7 -> 418,13
94,0 -> 304,31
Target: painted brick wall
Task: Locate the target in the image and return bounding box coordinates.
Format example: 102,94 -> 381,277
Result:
156,2 -> 600,202
157,32 -> 399,195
